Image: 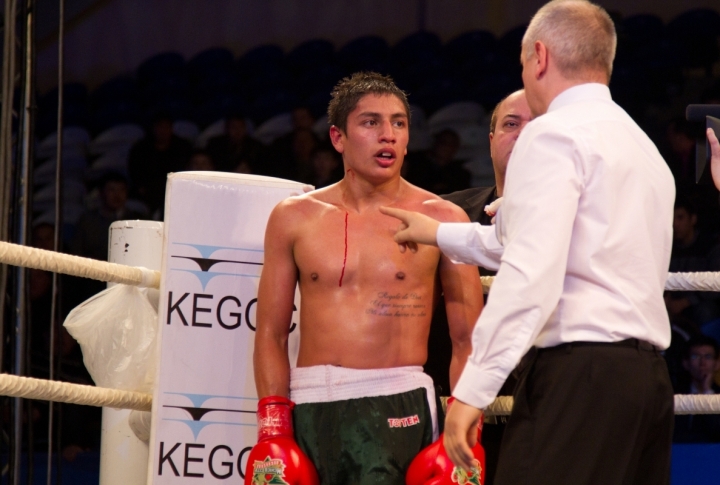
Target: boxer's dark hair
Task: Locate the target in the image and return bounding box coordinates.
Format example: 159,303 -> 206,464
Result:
328,72 -> 410,133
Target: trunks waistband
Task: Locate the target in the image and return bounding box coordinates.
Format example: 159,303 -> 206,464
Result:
290,365 -> 438,439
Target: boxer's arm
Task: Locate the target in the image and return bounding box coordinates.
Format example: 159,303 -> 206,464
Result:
428,201 -> 484,391
254,202 -> 299,398
442,252 -> 484,390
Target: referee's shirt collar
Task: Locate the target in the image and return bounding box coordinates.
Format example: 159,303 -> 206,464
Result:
547,83 -> 612,113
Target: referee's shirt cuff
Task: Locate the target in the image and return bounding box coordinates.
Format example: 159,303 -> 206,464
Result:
436,222 -> 502,271
452,359 -> 507,410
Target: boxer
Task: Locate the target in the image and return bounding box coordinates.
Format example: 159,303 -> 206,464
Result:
248,72 -> 483,485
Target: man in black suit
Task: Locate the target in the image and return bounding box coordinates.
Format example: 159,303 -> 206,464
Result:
424,89 -> 532,485
442,89 -> 531,226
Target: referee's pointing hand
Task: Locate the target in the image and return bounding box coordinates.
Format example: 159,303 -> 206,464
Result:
379,207 -> 441,253
709,128 -> 720,192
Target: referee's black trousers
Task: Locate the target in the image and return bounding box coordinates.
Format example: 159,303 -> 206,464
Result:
495,339 -> 674,485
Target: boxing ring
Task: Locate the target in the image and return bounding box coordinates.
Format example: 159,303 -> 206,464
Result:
0,172 -> 719,485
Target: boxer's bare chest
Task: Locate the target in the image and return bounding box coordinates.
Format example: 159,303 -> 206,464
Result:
293,205 -> 439,293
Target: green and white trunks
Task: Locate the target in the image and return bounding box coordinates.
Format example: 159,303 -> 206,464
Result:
290,365 -> 438,485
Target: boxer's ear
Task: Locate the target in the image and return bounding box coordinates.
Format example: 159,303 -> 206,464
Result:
329,125 -> 345,154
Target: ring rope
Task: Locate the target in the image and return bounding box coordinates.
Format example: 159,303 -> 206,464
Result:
0,373 -> 151,411
0,372 -> 716,416
481,272 -> 720,294
445,394 -> 719,416
0,240 -> 160,288
0,241 -> 718,294
664,271 -> 720,292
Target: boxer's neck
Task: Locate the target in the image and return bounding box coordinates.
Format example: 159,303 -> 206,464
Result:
339,174 -> 404,213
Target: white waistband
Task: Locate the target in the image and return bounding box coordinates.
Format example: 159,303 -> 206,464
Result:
290,365 -> 438,440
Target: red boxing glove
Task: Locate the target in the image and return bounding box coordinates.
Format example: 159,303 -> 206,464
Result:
244,396 -> 319,485
405,398 -> 485,485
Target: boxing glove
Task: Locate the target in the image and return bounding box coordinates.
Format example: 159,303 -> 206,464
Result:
406,397 -> 485,485
244,396 -> 319,485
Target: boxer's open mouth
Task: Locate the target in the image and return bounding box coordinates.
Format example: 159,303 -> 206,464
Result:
375,149 -> 396,167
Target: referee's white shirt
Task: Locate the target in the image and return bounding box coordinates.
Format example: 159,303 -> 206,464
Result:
438,83 -> 676,410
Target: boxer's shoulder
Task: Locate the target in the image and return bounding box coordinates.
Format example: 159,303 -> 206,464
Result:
419,198 -> 471,223
388,182 -> 470,223
271,186 -> 339,218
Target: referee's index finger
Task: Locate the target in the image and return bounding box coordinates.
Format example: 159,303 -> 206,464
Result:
378,206 -> 407,222
709,127 -> 719,148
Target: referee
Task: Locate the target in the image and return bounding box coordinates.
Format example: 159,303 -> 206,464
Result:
382,1 -> 676,483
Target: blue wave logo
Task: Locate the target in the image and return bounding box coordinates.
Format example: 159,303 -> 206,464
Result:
170,243 -> 264,290
162,391 -> 258,441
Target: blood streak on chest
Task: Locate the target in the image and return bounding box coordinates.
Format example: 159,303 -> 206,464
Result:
339,211 -> 349,287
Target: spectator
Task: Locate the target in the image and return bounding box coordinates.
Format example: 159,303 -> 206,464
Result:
405,129 -> 471,194
292,128 -> 320,182
29,222 -> 55,378
70,172 -> 145,262
308,145 -> 343,188
234,159 -> 253,174
268,106 -> 319,180
128,113 -> 192,217
266,127 -> 319,181
674,335 -> 720,443
27,222 -> 101,460
185,149 -> 216,171
206,113 -> 264,173
291,106 -> 316,131
666,195 -> 720,325
663,117 -> 698,189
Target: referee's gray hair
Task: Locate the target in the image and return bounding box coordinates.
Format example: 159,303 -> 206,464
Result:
522,0 -> 616,80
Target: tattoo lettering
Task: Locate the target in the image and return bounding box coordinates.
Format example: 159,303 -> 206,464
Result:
365,292 -> 427,318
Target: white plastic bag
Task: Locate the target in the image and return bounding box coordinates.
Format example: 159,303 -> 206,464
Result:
63,284 -> 158,393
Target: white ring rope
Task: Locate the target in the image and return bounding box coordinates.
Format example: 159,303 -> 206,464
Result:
0,240 -> 160,288
481,272 -> 720,294
0,240 -> 716,294
445,395 -> 719,416
0,373 -> 151,411
0,372 -> 715,417
665,272 -> 720,292
674,394 -> 720,415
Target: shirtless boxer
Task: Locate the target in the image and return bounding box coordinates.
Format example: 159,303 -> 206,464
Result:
251,72 -> 483,485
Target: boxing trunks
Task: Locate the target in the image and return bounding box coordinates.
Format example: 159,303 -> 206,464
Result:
290,365 -> 438,485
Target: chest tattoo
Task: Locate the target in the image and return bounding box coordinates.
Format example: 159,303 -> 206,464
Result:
365,291 -> 427,318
